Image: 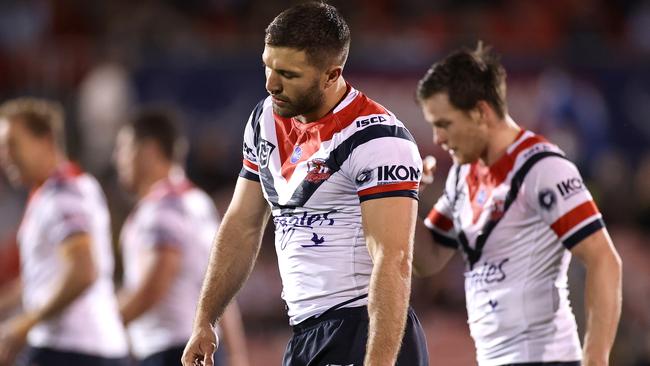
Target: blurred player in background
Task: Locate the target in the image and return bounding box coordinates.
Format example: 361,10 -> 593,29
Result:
414,44 -> 622,366
114,109 -> 249,366
183,2 -> 428,366
0,98 -> 128,366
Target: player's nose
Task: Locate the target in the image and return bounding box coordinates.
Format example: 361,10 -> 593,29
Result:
265,70 -> 282,95
433,128 -> 447,147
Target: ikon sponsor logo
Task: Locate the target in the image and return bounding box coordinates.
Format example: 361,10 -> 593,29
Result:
556,177 -> 585,199
377,165 -> 421,181
355,115 -> 387,128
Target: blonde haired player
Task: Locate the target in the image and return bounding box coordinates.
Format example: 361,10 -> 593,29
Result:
0,98 -> 128,366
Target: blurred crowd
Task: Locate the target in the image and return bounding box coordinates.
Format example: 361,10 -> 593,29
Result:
0,0 -> 648,365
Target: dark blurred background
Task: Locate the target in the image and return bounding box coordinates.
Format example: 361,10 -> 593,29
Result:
0,0 -> 649,364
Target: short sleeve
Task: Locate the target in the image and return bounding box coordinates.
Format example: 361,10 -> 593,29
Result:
239,100 -> 264,182
523,156 -> 604,249
424,165 -> 460,249
143,202 -> 187,249
48,192 -> 92,245
345,134 -> 422,203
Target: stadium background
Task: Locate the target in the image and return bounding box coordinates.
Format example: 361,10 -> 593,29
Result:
0,0 -> 648,364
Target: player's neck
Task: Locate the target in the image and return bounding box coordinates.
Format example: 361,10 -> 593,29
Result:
32,151 -> 64,187
295,78 -> 347,123
137,161 -> 173,199
483,115 -> 521,166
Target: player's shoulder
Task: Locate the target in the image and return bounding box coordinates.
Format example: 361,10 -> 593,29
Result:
247,97 -> 273,127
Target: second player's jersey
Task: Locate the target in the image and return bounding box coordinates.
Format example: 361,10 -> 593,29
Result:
18,163 -> 127,357
240,85 -> 422,325
425,130 -> 603,366
120,171 -> 219,359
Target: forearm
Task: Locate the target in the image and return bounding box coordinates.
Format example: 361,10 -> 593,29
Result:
365,251 -> 412,366
194,214 -> 265,327
30,262 -> 95,324
0,279 -> 22,317
582,255 -> 622,364
119,289 -> 158,325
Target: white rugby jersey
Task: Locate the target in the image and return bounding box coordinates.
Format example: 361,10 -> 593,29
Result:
425,130 -> 604,365
239,86 -> 422,325
17,163 -> 127,357
120,171 -> 219,359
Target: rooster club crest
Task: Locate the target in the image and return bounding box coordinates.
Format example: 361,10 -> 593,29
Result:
305,159 -> 331,183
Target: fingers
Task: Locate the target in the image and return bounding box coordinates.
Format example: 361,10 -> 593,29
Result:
182,340 -> 217,366
421,155 -> 437,185
202,342 -> 216,366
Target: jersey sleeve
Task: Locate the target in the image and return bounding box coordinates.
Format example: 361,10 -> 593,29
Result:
523,156 -> 605,249
142,201 -> 187,250
239,100 -> 264,182
424,165 -> 460,249
48,191 -> 92,246
345,133 -> 422,203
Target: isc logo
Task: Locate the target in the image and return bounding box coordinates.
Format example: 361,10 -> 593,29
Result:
377,165 -> 421,181
356,115 -> 387,128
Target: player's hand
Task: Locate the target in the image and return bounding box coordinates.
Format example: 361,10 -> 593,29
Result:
0,313 -> 34,366
181,323 -> 219,366
420,155 -> 437,190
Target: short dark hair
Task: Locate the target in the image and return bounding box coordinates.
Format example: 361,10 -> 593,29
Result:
0,97 -> 65,148
129,108 -> 186,162
265,1 -> 350,69
417,42 -> 507,118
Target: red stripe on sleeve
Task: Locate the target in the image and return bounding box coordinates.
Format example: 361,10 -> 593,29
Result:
358,182 -> 418,197
242,158 -> 259,172
550,201 -> 600,238
426,208 -> 454,231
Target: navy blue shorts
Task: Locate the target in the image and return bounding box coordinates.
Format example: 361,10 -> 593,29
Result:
139,344 -> 227,366
21,346 -> 129,366
283,305 -> 429,366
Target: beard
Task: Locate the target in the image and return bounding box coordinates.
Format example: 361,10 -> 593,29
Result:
271,81 -> 324,119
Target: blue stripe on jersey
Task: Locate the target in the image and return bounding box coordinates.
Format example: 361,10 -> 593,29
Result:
269,124 -> 417,209
358,189 -> 418,203
563,218 -> 605,249
429,229 -> 459,249
239,167 -> 260,182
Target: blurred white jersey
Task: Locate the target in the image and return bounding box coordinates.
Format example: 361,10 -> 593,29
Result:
17,163 -> 127,357
425,131 -> 604,365
239,86 -> 422,325
120,172 -> 219,359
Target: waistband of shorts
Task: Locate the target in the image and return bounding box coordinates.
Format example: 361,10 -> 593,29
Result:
292,305 -> 369,334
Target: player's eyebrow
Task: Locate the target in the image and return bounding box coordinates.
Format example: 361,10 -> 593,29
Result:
433,118 -> 452,128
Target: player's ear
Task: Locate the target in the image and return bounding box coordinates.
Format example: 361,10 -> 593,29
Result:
324,65 -> 343,88
474,100 -> 493,124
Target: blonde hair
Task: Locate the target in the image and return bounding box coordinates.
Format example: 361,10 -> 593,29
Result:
0,97 -> 66,149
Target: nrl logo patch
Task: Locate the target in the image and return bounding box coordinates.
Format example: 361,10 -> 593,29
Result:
257,139 -> 276,169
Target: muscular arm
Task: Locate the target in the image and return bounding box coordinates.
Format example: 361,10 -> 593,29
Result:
119,245 -> 181,324
183,177 -> 270,366
0,233 -> 96,365
571,228 -> 622,366
28,232 -> 97,324
412,220 -> 456,277
361,197 -> 417,366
